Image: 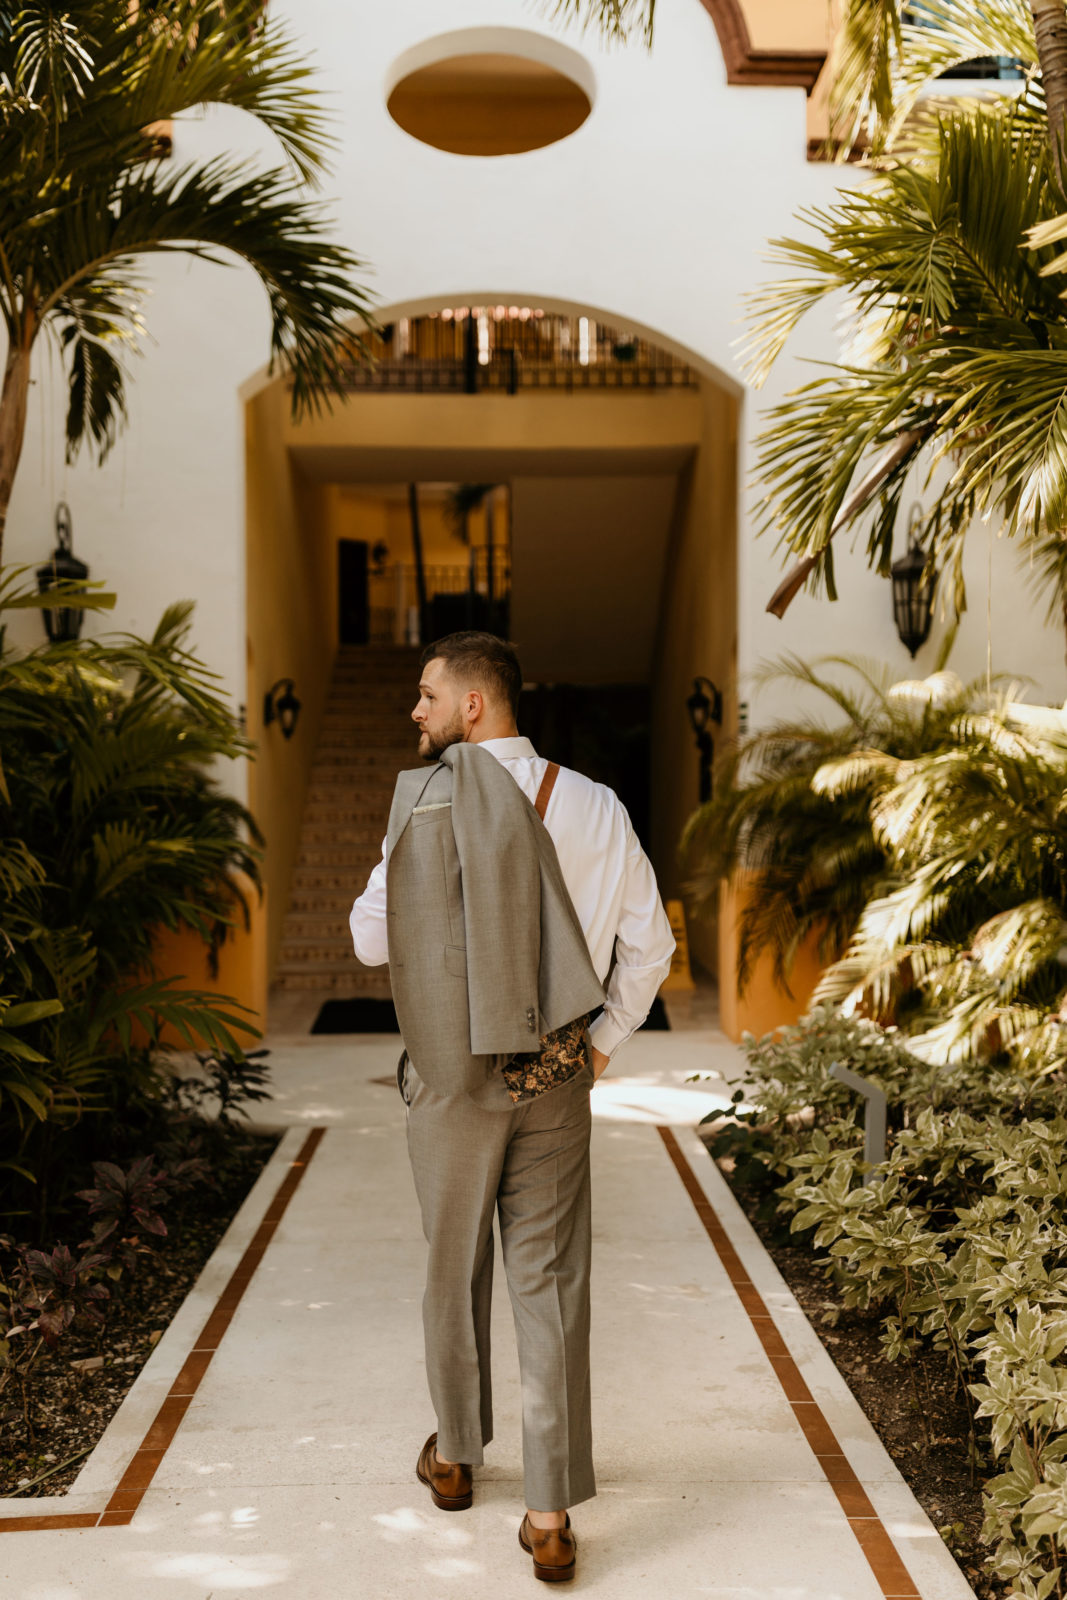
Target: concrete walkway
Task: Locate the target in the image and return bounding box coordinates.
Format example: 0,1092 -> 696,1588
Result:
0,1029 -> 975,1599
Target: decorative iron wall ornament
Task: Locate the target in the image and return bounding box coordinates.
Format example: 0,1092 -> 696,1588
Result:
263,678 -> 302,739
36,502 -> 89,643
687,675 -> 723,804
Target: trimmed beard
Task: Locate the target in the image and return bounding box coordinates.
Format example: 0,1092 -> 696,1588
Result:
420,710 -> 466,761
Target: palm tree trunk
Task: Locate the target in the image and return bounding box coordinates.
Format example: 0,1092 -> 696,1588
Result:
1033,0 -> 1067,191
0,341 -> 32,568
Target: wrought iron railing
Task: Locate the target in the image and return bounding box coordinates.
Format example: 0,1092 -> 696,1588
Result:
341,307 -> 696,394
369,553 -> 511,644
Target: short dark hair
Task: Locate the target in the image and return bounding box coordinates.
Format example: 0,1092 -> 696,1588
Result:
421,632 -> 523,719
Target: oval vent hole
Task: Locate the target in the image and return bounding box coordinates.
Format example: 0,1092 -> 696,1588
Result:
388,53 -> 592,157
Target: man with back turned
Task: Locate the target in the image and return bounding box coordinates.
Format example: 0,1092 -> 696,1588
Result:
350,631 -> 674,1583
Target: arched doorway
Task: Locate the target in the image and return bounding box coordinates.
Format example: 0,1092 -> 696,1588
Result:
242,295 -> 738,1011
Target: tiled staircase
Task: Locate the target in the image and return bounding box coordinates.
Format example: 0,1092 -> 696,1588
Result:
271,645 -> 421,1004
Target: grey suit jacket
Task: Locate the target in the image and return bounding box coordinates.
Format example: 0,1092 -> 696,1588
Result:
385,742 -> 605,1098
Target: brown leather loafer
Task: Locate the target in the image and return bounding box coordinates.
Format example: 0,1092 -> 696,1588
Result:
416,1432 -> 473,1511
518,1513 -> 577,1582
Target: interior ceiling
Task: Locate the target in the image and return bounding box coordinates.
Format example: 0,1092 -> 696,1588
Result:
290,443 -> 695,483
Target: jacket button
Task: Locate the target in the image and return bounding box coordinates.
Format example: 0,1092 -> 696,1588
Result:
526,1007 -> 537,1031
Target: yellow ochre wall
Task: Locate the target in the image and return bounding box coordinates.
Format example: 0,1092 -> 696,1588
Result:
315,485 -> 493,654
717,873 -> 823,1041
124,869 -> 267,1051
281,387 -> 703,464
245,376 -> 708,986
650,380 -> 739,982
245,385 -> 337,977
137,873 -> 269,1049
742,0 -> 829,50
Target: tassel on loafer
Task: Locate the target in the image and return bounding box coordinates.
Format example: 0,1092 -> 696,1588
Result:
518,1513 -> 577,1582
416,1432 -> 473,1511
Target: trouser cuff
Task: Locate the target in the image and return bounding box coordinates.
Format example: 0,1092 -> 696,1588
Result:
437,1431 -> 490,1467
524,1470 -> 597,1512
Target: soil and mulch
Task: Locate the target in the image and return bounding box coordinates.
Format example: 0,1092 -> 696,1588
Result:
0,1131 -> 279,1501
717,1157 -> 999,1600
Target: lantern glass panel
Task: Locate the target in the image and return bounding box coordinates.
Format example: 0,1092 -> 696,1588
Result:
890,544 -> 935,657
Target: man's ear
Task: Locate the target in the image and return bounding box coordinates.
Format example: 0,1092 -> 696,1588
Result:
464,690 -> 483,723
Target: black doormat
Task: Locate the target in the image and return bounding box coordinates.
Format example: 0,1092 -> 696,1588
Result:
311,998 -> 400,1034
639,996 -> 670,1031
311,993 -> 669,1036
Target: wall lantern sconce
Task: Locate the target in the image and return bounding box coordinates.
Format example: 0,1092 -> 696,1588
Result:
263,678 -> 302,739
36,502 -> 88,642
891,507 -> 938,657
686,675 -> 723,804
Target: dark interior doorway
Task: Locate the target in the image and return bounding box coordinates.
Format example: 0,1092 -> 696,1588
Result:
338,539 -> 369,645
519,684 -> 651,849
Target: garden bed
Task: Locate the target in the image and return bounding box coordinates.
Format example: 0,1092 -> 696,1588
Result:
719,1158 -> 996,1600
0,1129 -> 279,1500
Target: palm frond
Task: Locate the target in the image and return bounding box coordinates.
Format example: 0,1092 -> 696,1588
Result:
827,0 -> 1037,159
749,110 -> 1065,597
543,0 -> 656,45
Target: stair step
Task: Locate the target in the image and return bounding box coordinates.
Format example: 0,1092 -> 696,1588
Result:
283,924 -> 356,944
307,758 -> 401,772
325,683 -> 416,692
323,699 -> 414,713
297,839 -> 381,858
273,967 -> 393,994
321,723 -> 412,737
288,885 -> 373,909
303,780 -> 396,800
287,872 -> 368,894
296,847 -> 383,868
300,802 -> 389,821
287,891 -> 360,914
310,750 -> 411,769
316,730 -> 413,746
273,646 -> 423,994
278,938 -> 358,964
297,825 -> 385,843
304,777 -> 395,791
300,814 -> 388,832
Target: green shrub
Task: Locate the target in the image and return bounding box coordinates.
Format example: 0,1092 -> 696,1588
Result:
681,656 -> 985,991
0,572 -> 262,1233
783,1112 -> 1067,1599
712,1008 -> 1067,1598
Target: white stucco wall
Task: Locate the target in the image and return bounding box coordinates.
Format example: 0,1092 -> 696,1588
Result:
4,0 -> 1062,764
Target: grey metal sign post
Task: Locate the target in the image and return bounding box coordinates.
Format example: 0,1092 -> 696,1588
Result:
828,1062 -> 888,1184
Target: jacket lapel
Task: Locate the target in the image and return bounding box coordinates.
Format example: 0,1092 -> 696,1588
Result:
387,764 -> 447,857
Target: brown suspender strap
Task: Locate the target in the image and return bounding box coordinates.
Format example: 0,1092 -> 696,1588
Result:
534,762 -> 560,822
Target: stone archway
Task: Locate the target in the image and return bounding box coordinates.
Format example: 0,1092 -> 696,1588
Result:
243,293 -> 739,991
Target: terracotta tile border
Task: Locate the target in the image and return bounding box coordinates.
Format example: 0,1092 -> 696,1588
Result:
657,1126 -> 922,1600
0,1126 -> 327,1535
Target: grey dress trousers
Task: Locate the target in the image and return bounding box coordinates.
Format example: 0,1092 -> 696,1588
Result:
400,1052 -> 596,1512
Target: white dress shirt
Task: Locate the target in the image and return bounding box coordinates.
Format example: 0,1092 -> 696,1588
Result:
349,736 -> 675,1059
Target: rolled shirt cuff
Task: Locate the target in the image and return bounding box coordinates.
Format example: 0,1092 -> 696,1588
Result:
588,1011 -> 631,1061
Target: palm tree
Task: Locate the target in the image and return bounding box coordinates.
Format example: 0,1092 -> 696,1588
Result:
815,698 -> 1067,1079
745,3 -> 1067,628
0,1 -> 373,563
680,655 -> 984,991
